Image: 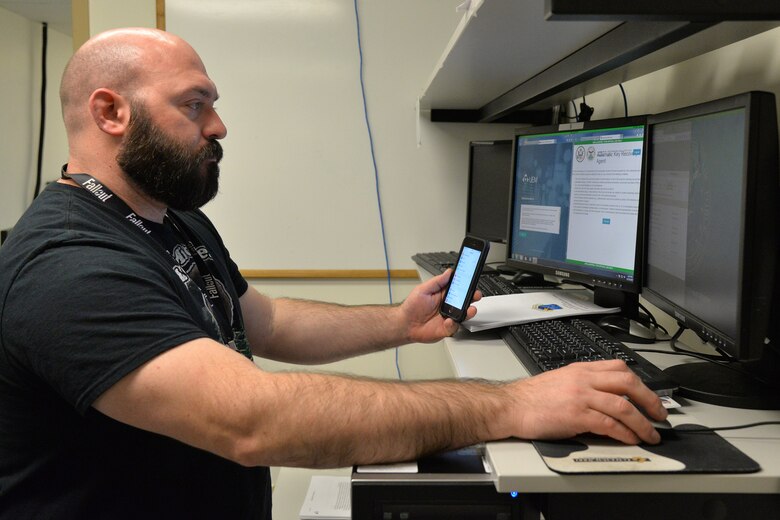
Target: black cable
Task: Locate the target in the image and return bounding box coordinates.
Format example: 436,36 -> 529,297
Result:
578,96 -> 594,122
669,421 -> 780,434
670,324 -> 731,362
618,83 -> 628,117
637,301 -> 668,335
633,348 -> 728,363
570,100 -> 579,120
33,22 -> 48,201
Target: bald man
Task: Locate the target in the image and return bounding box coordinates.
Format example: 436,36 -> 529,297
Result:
0,28 -> 666,518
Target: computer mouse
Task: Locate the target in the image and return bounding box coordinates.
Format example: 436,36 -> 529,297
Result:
596,315 -> 656,344
649,417 -> 674,432
632,402 -> 673,432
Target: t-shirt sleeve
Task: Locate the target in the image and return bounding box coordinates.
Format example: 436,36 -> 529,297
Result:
224,250 -> 248,298
2,243 -> 210,415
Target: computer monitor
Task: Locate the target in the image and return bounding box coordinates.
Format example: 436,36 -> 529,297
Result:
505,117 -> 648,311
466,140 -> 513,243
643,91 -> 780,409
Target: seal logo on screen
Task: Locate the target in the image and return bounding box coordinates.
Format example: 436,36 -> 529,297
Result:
575,145 -> 586,162
532,303 -> 563,312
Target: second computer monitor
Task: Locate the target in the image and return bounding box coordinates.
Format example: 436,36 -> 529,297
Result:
466,140 -> 513,243
642,91 -> 780,408
506,117 -> 648,307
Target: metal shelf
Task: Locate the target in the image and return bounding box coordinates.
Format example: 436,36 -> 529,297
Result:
418,0 -> 780,123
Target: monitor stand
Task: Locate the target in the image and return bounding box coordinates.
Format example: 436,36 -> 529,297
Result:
592,287 -> 645,321
593,314 -> 657,344
663,347 -> 780,410
495,264 -> 519,276
589,288 -> 661,343
511,271 -> 558,288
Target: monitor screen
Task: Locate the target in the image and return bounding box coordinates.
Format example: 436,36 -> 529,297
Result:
645,107 -> 746,344
466,140 -> 512,243
506,118 -> 648,305
644,91 -> 780,409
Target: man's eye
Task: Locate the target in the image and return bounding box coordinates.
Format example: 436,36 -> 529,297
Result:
188,102 -> 204,111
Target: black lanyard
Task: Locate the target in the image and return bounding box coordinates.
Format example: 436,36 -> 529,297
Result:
60,167 -> 251,358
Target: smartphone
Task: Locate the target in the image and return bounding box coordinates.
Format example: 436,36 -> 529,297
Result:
439,236 -> 490,322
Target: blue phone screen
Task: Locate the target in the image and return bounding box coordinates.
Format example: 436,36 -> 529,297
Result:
444,246 -> 481,310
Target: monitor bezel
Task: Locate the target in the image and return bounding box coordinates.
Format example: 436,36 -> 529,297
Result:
465,140 -> 513,244
504,116 -> 649,297
641,91 -> 780,362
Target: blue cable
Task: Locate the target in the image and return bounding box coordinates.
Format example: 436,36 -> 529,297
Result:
353,0 -> 402,379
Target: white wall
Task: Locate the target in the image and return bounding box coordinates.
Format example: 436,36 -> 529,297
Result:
88,0 -> 156,35
0,7 -> 34,231
166,0 -> 517,272
0,7 -> 70,232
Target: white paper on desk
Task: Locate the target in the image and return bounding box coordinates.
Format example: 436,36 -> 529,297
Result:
356,461 -> 418,473
299,476 -> 351,520
463,291 -> 619,332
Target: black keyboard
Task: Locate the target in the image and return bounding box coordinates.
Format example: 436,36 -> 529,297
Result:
500,318 -> 677,395
477,275 -> 523,296
412,251 -> 498,276
411,251 -> 458,274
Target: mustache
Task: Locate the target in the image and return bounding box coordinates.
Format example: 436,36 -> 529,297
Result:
199,139 -> 223,163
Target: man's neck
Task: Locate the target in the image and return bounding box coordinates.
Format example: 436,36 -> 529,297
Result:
61,163 -> 168,223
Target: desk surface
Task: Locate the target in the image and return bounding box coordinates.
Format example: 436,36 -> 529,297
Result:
439,295 -> 780,495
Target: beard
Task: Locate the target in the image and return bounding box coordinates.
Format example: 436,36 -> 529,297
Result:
117,103 -> 223,211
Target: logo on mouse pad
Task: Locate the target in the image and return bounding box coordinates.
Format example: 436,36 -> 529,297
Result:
573,456 -> 651,464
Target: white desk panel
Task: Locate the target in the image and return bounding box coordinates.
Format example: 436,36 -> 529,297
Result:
446,329 -> 530,381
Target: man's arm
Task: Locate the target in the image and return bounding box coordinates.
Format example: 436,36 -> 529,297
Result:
92,340 -> 665,469
241,270 -> 471,364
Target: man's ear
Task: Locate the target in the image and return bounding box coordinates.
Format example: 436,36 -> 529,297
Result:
88,88 -> 132,136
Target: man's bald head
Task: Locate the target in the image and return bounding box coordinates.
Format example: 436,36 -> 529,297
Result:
58,27 -> 225,213
59,28 -> 196,133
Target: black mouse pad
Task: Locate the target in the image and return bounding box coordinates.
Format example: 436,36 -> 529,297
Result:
532,424 -> 760,474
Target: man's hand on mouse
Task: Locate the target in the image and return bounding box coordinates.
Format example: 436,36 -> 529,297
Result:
504,359 -> 668,445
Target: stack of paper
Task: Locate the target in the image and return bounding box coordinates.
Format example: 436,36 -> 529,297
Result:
464,290 -> 619,332
299,476 -> 351,520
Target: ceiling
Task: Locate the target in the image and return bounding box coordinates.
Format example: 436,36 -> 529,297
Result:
0,0 -> 72,35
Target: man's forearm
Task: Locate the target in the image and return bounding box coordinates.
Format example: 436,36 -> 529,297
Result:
95,339 -> 666,472
256,298 -> 409,363
241,274 -> 461,363
241,371 -> 510,468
